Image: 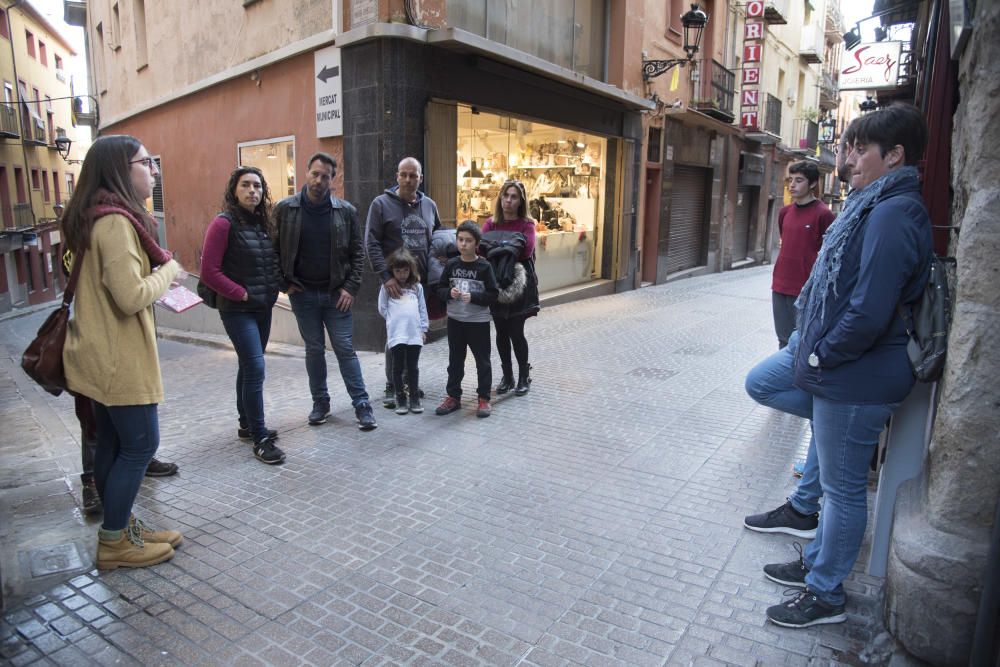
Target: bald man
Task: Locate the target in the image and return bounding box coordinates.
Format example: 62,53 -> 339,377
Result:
366,157 -> 441,408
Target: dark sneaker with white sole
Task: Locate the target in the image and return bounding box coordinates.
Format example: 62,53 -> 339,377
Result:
766,589 -> 846,628
144,459 -> 178,477
764,542 -> 809,587
383,385 -> 396,409
308,402 -> 330,425
253,436 -> 286,465
744,501 -> 818,539
355,401 -> 377,430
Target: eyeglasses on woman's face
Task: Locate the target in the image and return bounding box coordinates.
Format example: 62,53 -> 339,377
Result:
129,156 -> 158,173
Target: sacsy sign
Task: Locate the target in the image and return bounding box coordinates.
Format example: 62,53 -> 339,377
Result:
839,42 -> 903,90
740,1 -> 765,129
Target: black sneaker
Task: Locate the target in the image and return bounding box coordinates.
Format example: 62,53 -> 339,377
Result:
383,385 -> 396,410
394,394 -> 409,415
238,425 -> 278,441
496,375 -> 515,395
308,402 -> 330,426
743,501 -> 818,539
355,401 -> 377,431
144,459 -> 178,477
764,542 -> 809,587
766,589 -> 846,628
253,436 -> 286,465
409,393 -> 423,414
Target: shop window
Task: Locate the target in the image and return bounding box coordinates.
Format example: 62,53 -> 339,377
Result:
442,104 -> 607,292
237,138 -> 296,198
25,30 -> 35,58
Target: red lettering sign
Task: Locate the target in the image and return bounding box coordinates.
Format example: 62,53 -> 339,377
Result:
742,68 -> 760,84
746,0 -> 764,18
741,111 -> 759,129
744,44 -> 762,62
742,90 -> 759,107
744,21 -> 763,40
842,45 -> 898,83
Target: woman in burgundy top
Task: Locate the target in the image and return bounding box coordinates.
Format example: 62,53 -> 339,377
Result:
200,167 -> 284,464
482,180 -> 540,395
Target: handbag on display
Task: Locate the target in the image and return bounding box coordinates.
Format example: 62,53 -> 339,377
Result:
21,248 -> 84,397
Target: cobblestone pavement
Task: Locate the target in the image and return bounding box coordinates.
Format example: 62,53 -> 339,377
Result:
0,266 -> 896,666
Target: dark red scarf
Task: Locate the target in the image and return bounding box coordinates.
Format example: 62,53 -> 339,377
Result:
85,189 -> 172,267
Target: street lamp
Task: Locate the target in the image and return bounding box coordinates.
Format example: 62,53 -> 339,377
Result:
859,96 -> 879,113
642,5 -> 709,80
54,134 -> 72,160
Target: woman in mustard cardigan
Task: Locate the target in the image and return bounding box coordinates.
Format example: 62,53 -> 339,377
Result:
62,135 -> 183,570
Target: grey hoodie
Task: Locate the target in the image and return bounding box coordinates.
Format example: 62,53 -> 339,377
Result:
365,186 -> 440,283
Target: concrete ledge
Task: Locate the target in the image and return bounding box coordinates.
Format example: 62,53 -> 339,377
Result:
664,266 -> 713,283
539,279 -> 615,308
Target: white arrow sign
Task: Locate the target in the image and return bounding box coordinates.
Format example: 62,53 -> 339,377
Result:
315,45 -> 343,138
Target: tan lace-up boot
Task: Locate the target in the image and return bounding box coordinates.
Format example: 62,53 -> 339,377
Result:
96,524 -> 174,570
130,515 -> 183,548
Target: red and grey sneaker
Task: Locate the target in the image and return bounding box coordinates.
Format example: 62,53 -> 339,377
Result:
476,398 -> 492,418
435,396 -> 461,415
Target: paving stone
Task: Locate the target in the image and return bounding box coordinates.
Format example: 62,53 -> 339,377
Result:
0,267 -> 896,666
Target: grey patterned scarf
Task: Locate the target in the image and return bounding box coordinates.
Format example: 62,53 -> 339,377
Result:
795,165 -> 920,330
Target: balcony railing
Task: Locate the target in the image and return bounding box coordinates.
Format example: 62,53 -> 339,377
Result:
819,145 -> 836,168
819,71 -> 839,107
26,117 -> 47,145
692,59 -> 736,123
764,94 -> 782,135
13,203 -> 34,229
0,103 -> 18,137
794,119 -> 819,152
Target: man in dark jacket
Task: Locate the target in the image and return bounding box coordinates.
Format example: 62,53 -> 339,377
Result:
365,156 -> 440,408
273,152 -> 376,430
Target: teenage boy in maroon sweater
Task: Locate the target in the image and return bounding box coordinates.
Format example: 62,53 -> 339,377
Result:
771,161 -> 835,348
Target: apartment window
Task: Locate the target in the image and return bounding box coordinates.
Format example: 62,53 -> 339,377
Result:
46,111 -> 54,143
25,30 -> 35,58
133,0 -> 148,69
32,87 -> 40,115
39,41 -> 47,66
54,54 -> 63,70
42,170 -> 49,201
95,24 -> 106,94
0,9 -> 8,40
3,82 -> 11,103
65,172 -> 74,196
666,0 -> 684,39
31,169 -> 40,190
52,171 -> 60,204
14,167 -> 25,202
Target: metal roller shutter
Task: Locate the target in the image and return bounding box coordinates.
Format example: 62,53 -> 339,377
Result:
666,165 -> 709,274
732,186 -> 752,260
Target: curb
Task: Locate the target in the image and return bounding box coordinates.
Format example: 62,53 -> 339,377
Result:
156,327 -> 306,358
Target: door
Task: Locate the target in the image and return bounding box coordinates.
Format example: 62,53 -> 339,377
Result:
732,186 -> 753,261
0,167 -> 11,228
665,165 -> 709,274
641,166 -> 661,284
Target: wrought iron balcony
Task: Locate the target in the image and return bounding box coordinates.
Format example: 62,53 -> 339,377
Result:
691,59 -> 736,123
25,118 -> 47,146
13,203 -> 34,229
764,94 -> 782,136
793,118 -> 819,153
0,103 -> 18,138
819,72 -> 839,108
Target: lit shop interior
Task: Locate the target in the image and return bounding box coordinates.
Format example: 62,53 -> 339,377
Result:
456,106 -> 607,292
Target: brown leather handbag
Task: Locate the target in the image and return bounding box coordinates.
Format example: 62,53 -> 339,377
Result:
21,248 -> 84,396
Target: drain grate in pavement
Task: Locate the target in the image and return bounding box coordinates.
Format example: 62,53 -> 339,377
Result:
24,543 -> 85,578
628,367 -> 678,381
674,344 -> 721,356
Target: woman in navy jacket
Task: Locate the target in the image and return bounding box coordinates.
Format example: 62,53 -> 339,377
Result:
762,104 -> 933,628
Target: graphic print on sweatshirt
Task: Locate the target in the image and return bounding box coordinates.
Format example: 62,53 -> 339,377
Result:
401,214 -> 431,252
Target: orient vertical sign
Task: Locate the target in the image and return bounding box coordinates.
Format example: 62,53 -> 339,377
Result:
741,1 -> 764,129
839,42 -> 903,90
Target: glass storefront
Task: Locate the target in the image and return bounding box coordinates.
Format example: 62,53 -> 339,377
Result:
237,137 -> 296,198
455,105 -> 607,292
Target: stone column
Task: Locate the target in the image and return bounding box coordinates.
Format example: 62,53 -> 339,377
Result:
884,2 -> 1000,664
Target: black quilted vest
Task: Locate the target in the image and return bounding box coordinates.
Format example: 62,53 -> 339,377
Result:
217,212 -> 282,313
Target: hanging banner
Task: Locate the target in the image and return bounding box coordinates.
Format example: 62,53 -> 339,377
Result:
839,42 -> 903,90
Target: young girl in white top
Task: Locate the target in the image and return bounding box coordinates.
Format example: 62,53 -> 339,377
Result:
377,249 -> 429,414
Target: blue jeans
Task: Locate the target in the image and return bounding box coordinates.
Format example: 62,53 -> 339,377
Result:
289,289 -> 369,407
744,330 -> 821,514
92,402 -> 160,531
220,310 -> 272,442
802,397 -> 898,606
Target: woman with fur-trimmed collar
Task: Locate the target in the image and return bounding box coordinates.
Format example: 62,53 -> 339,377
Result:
482,180 -> 540,396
